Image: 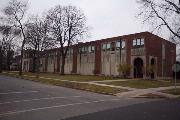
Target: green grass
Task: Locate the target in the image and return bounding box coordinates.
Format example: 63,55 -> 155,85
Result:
0,72 -> 128,95
98,80 -> 179,89
161,88 -> 180,95
4,72 -> 120,82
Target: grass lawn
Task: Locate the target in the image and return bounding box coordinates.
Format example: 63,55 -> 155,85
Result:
98,80 -> 180,89
4,72 -> 120,82
0,72 -> 128,95
161,88 -> 180,95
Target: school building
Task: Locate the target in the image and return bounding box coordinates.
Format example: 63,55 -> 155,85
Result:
22,32 -> 176,79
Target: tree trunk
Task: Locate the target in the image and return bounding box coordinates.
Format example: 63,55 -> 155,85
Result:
36,53 -> 40,78
6,53 -> 10,71
36,44 -> 40,78
60,55 -> 65,75
32,56 -> 36,73
57,51 -> 60,72
0,47 -> 2,73
19,47 -> 24,76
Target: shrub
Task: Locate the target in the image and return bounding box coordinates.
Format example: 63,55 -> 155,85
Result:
117,63 -> 131,78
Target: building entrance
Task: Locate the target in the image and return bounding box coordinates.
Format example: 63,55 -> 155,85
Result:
134,58 -> 143,78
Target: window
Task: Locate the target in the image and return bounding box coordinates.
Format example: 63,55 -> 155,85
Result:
133,38 -> 145,46
79,48 -> 81,53
81,47 -> 84,53
84,47 -> 88,53
102,44 -> 106,51
141,38 -> 144,45
88,46 -> 91,53
91,46 -> 95,52
107,43 -> 111,50
133,39 -> 136,46
137,39 -> 141,45
116,41 -> 120,48
116,40 -> 125,49
111,42 -> 115,51
122,41 -> 125,48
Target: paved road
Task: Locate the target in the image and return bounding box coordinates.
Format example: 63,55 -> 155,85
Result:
64,98 -> 180,120
0,75 -> 157,120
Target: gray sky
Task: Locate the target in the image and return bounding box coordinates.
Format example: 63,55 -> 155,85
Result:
0,0 -> 160,41
29,0 -> 148,41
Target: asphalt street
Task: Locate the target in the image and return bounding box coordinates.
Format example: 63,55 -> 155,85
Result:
0,75 -> 172,120
64,97 -> 180,120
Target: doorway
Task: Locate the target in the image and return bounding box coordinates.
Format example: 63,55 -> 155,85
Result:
150,58 -> 156,79
134,58 -> 143,78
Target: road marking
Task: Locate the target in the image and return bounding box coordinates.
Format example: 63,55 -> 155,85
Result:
0,98 -> 121,117
0,96 -> 82,105
0,91 -> 39,95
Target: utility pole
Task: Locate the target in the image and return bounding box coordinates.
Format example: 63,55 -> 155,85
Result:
119,40 -> 122,64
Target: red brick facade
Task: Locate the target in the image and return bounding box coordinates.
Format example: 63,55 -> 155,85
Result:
22,32 -> 176,78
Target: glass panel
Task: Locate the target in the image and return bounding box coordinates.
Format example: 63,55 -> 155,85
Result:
107,43 -> 111,50
133,40 -> 136,46
111,42 -> 115,51
91,46 -> 95,52
88,46 -> 91,53
82,47 -> 84,53
122,41 -> 125,48
116,41 -> 120,48
79,48 -> 81,53
102,44 -> 106,50
137,39 -> 141,45
141,38 -> 144,45
84,47 -> 87,53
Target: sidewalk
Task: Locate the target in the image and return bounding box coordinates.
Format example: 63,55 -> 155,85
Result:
116,86 -> 180,98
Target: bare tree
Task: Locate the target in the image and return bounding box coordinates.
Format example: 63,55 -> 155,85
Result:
2,0 -> 28,75
137,0 -> 180,42
25,16 -> 55,77
0,25 -> 21,71
47,5 -> 88,75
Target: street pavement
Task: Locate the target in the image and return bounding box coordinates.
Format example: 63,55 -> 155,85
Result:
0,75 -> 172,120
64,97 -> 180,120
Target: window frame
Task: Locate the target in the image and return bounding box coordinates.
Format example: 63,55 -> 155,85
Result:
133,38 -> 145,46
116,40 -> 126,50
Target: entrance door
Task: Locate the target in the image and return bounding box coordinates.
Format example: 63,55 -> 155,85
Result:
150,58 -> 156,79
134,58 -> 143,78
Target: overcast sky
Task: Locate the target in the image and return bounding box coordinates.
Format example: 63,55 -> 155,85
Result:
0,0 -> 163,41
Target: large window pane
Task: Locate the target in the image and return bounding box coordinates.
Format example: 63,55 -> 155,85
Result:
91,46 -> 95,52
122,41 -> 125,48
111,42 -> 115,51
116,41 -> 120,48
88,46 -> 91,52
84,47 -> 88,53
141,38 -> 144,45
107,43 -> 111,50
82,47 -> 84,53
133,40 -> 136,46
78,48 -> 81,53
137,39 -> 141,45
102,44 -> 106,51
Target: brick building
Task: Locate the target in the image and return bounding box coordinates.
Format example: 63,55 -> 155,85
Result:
22,32 -> 176,79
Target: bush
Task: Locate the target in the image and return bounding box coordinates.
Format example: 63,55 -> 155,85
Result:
146,64 -> 155,79
117,64 -> 131,78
